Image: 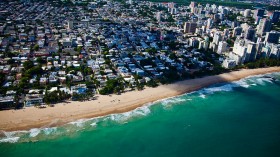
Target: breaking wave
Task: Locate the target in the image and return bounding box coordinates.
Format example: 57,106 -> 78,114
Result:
194,72 -> 280,99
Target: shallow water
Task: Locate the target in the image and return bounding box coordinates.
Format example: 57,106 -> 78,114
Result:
1,72 -> 280,157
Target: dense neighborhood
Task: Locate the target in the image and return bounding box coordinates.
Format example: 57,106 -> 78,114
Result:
0,0 -> 279,109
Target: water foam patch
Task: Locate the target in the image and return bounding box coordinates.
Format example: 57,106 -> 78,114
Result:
69,119 -> 92,127
160,96 -> 190,109
43,127 -> 57,135
161,97 -> 186,106
198,93 -> 206,99
90,122 -> 97,127
108,105 -> 151,123
29,128 -> 41,137
0,137 -> 20,143
0,130 -> 29,143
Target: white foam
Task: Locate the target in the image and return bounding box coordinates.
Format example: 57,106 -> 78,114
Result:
108,105 -> 151,123
29,128 -> 41,137
0,130 -> 27,143
43,127 -> 57,135
161,97 -> 186,106
90,122 -> 97,127
235,80 -> 251,88
2,130 -> 28,137
196,73 -> 278,96
199,93 -> 206,99
203,84 -> 236,94
0,137 -> 20,143
69,118 -> 93,127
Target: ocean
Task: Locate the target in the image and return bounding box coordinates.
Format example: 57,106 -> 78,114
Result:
1,72 -> 280,157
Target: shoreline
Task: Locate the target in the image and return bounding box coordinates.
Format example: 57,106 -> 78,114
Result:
1,67 -> 280,132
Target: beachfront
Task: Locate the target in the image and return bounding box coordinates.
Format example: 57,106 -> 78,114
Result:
0,67 -> 280,131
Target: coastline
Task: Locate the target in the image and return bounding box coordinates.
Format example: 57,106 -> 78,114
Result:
1,67 -> 280,132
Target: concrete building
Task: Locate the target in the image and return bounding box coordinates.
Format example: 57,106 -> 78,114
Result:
270,44 -> 280,59
206,18 -> 212,29
233,27 -> 242,37
257,18 -> 272,36
222,59 -> 236,69
233,38 -> 247,64
271,11 -> 280,23
67,20 -> 74,29
156,12 -> 161,22
254,9 -> 265,20
190,1 -> 197,13
244,27 -> 256,41
245,42 -> 257,62
213,32 -> 222,45
25,94 -> 44,107
244,9 -> 251,17
184,22 -> 197,34
217,41 -> 228,54
265,31 -> 280,44
223,29 -> 229,39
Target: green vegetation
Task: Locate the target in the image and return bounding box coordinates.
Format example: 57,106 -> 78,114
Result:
146,80 -> 159,87
23,60 -> 34,70
44,90 -> 71,104
99,78 -> 125,95
72,91 -> 94,101
33,44 -> 39,51
245,58 -> 280,69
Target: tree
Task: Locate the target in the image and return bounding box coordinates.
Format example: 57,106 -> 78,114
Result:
136,82 -> 144,91
23,60 -> 34,70
77,46 -> 83,53
99,78 -> 124,95
36,57 -> 47,64
25,66 -> 43,76
33,44 -> 39,51
146,80 -> 158,87
146,48 -> 157,55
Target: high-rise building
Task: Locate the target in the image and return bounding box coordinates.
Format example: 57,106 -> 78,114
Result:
168,2 -> 175,8
217,41 -> 228,54
223,29 -> 229,39
184,22 -> 197,34
244,27 -> 256,41
213,32 -> 222,45
265,31 -> 280,44
233,38 -> 247,64
254,9 -> 265,19
233,27 -> 242,37
198,41 -> 209,50
270,44 -> 280,59
190,1 -> 197,13
156,12 -> 161,22
245,42 -> 257,62
207,19 -> 212,29
271,11 -> 280,23
67,20 -> 73,29
231,21 -> 239,29
170,8 -> 177,15
257,18 -> 272,36
189,1 -> 197,8
256,42 -> 265,55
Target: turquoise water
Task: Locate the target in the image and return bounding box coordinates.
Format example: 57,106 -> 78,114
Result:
1,72 -> 280,157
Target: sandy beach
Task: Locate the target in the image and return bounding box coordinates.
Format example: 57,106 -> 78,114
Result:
0,67 -> 280,131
